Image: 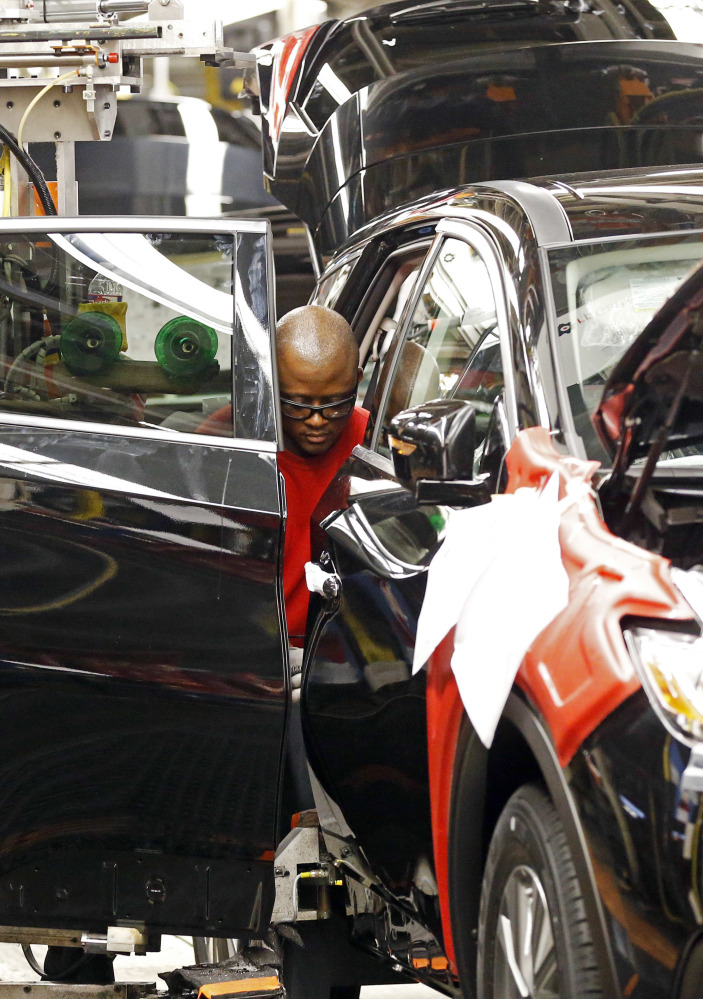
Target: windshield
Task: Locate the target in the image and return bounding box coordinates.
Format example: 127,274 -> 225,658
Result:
549,232 -> 703,461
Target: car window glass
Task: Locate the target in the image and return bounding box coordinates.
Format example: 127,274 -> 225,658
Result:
0,229 -> 274,442
315,256 -> 359,310
358,255 -> 426,402
549,232 -> 703,459
375,236 -> 501,456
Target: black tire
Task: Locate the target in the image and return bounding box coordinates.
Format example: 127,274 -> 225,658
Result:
478,784 -> 604,999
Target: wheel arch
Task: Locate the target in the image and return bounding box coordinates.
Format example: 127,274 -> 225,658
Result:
448,691 -> 619,998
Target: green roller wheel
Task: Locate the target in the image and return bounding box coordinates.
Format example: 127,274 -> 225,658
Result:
154,317 -> 218,379
61,313 -> 123,375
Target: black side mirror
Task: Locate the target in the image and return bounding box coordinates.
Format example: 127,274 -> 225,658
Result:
389,399 -> 491,507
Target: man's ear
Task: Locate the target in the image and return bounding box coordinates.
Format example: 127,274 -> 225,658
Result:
357,366 -> 363,384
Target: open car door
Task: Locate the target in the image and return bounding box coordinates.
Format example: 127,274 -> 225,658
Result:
0,217 -> 286,941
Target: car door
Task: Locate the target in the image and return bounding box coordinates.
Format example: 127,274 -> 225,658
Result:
0,218 -> 286,940
302,223 -> 514,906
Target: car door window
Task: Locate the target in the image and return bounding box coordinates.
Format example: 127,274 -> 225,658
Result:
357,251 -> 428,402
0,225 -> 276,443
374,236 -> 502,455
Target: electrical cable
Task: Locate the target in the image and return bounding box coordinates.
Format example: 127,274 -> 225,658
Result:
21,944 -> 45,977
0,123 -> 56,216
17,68 -> 81,150
21,943 -> 92,982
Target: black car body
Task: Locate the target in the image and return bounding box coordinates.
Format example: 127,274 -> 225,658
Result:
2,3 -> 703,999
0,216 -> 286,942
290,166 -> 703,999
252,0 -> 703,263
2,148 -> 703,999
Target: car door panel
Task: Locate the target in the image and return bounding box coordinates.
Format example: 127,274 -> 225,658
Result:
303,228 -> 508,915
0,220 -> 286,938
304,454 -> 442,904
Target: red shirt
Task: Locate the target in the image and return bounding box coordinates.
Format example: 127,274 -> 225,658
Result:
279,407 -> 369,644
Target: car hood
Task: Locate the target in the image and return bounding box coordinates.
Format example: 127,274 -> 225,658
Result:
594,259 -> 703,471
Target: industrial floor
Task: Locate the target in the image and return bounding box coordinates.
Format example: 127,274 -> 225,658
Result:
0,939 -> 437,998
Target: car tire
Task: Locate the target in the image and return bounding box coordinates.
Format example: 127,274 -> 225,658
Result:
478,783 -> 604,999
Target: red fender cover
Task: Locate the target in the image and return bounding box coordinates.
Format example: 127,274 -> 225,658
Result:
426,426 -> 692,973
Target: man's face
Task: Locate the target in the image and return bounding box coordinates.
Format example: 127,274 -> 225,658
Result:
278,348 -> 359,457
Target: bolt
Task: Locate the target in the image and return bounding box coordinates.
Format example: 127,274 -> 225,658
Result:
103,102 -> 110,110
6,101 -> 12,109
341,847 -> 351,858
23,988 -> 31,994
103,130 -> 111,138
54,131 -> 61,139
53,99 -> 60,108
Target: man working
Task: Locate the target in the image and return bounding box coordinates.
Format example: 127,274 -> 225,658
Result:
276,304 -> 368,647
271,305 -> 369,814
199,304 -> 368,645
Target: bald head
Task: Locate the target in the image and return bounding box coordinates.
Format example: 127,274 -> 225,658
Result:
276,305 -> 358,380
276,305 -> 361,457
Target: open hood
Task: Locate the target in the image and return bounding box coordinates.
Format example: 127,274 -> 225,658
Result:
594,260 -> 703,473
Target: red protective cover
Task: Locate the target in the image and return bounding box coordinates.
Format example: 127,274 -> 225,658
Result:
426,426 -> 693,973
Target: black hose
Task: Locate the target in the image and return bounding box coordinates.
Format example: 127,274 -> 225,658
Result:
21,943 -> 91,982
0,123 -> 57,216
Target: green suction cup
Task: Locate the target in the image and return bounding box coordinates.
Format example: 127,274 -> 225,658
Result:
61,313 -> 123,375
154,317 -> 218,379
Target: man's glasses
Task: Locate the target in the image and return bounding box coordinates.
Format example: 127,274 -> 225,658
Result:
280,393 -> 356,421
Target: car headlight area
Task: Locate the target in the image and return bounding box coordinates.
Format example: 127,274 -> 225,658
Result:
624,626 -> 703,745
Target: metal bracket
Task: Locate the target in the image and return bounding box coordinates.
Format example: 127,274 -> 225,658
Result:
270,825 -> 339,924
147,0 -> 183,19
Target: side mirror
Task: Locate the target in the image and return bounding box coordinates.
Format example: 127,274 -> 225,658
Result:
389,399 -> 491,507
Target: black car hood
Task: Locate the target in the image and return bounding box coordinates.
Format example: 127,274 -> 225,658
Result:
594,259 -> 703,472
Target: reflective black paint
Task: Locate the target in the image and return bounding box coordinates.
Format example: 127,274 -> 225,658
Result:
303,459 -> 442,910
262,24 -> 703,258
0,428 -> 286,936
573,692 -> 702,996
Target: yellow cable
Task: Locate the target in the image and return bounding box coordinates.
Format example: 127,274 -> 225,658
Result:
17,68 -> 81,149
0,149 -> 10,216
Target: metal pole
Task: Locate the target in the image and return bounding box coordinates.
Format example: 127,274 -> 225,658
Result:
56,140 -> 78,215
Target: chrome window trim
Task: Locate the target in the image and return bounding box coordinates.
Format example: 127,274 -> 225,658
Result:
0,217 -> 279,451
313,246 -> 364,300
264,227 -> 283,448
369,232 -> 444,453
0,216 -> 270,235
370,219 -> 519,450
538,245 -> 587,461
435,219 -> 518,435
543,226 -> 703,252
0,411 -> 278,452
351,443 -> 395,476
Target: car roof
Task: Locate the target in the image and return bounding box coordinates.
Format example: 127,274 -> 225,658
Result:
325,165 -> 703,261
